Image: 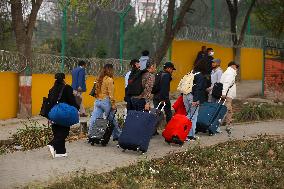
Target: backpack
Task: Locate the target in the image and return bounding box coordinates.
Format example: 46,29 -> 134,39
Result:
211,82 -> 223,99
126,71 -> 144,96
177,71 -> 200,95
151,71 -> 163,94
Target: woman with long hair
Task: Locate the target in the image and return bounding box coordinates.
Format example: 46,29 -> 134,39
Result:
88,64 -> 121,141
183,59 -> 208,141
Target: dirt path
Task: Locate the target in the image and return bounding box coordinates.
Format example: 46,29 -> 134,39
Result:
0,120 -> 283,189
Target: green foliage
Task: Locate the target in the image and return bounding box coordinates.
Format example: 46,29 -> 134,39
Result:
95,42 -> 108,58
255,0 -> 284,38
233,103 -> 284,123
46,137 -> 284,189
124,21 -> 160,60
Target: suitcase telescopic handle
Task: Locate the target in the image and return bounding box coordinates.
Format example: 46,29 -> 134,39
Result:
156,101 -> 166,111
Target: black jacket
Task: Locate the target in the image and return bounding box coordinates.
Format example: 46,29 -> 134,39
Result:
191,72 -> 207,104
194,51 -> 206,66
204,55 -> 214,75
48,84 -> 79,110
154,71 -> 172,101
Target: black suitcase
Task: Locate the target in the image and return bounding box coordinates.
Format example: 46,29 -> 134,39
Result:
88,110 -> 116,146
118,110 -> 157,153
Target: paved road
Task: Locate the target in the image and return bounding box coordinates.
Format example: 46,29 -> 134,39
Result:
0,120 -> 283,189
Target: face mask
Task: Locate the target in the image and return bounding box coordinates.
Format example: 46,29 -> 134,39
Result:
209,51 -> 214,56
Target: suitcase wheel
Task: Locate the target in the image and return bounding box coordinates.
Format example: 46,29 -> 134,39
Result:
91,141 -> 95,146
116,144 -> 120,148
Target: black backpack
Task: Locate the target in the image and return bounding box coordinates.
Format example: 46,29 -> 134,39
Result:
151,71 -> 164,94
211,82 -> 223,99
126,71 -> 144,96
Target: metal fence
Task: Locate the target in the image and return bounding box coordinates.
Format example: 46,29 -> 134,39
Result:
176,25 -> 264,48
0,51 -> 131,76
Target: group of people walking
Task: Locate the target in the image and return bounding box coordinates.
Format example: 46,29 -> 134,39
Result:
44,48 -> 239,158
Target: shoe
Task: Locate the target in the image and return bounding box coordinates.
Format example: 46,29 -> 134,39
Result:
54,153 -> 68,158
80,113 -> 88,117
216,127 -> 222,134
113,138 -> 119,142
225,127 -> 232,135
153,131 -> 159,136
47,145 -> 55,158
188,136 -> 199,141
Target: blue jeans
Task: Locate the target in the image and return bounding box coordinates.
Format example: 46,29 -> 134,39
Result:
89,98 -> 121,139
183,93 -> 199,137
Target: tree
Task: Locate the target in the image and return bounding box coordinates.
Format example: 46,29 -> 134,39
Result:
255,0 -> 284,39
226,0 -> 256,79
10,0 -> 43,118
152,0 -> 195,65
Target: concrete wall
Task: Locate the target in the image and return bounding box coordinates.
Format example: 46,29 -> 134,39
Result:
0,72 -> 19,119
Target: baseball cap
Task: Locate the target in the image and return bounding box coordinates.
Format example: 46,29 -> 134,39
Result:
228,61 -> 239,68
163,62 -> 176,70
212,59 -> 221,64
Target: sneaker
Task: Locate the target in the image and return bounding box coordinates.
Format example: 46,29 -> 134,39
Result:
216,127 -> 222,134
187,136 -> 199,141
54,153 -> 68,158
47,145 -> 55,158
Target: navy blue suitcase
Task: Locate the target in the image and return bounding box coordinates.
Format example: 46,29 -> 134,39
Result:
118,110 -> 157,153
196,101 -> 227,135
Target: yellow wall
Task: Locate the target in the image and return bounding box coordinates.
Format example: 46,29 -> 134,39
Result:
171,40 -> 234,91
171,40 -> 263,91
31,74 -> 126,116
0,72 -> 19,119
241,48 -> 263,80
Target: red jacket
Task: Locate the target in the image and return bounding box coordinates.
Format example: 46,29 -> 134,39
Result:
172,96 -> 187,116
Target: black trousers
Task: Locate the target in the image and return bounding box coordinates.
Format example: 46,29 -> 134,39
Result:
49,124 -> 70,154
153,99 -> 172,123
131,98 -> 146,111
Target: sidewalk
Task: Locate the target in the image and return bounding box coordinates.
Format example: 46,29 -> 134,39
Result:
0,120 -> 283,188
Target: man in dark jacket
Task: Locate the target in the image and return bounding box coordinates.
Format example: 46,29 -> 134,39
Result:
153,62 -> 176,123
71,60 -> 87,117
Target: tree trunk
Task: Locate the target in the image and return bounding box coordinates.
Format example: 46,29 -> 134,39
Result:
153,0 -> 194,65
10,0 -> 43,118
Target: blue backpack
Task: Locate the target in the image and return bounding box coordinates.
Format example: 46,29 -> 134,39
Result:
48,86 -> 79,127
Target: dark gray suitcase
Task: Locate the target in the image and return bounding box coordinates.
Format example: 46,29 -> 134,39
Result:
88,111 -> 116,146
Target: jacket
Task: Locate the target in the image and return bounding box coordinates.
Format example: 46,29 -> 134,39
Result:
191,71 -> 207,104
194,51 -> 206,66
48,84 -> 79,110
204,55 -> 214,75
154,71 -> 172,101
220,67 -> 237,99
96,76 -> 116,105
133,71 -> 155,103
71,66 -> 86,92
139,56 -> 149,70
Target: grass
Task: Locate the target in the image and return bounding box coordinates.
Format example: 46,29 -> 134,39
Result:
233,103 -> 284,123
44,137 -> 284,189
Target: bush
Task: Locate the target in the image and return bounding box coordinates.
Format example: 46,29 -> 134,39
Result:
233,103 -> 284,122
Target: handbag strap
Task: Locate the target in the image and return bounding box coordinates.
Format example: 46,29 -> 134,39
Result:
56,85 -> 65,103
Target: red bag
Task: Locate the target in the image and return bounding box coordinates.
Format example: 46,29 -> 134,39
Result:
172,95 -> 187,115
162,114 -> 192,145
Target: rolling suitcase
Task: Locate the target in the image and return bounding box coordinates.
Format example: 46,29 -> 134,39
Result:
162,107 -> 197,145
88,110 -> 117,146
196,99 -> 227,135
118,110 -> 157,153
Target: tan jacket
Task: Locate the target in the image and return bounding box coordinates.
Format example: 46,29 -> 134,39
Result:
96,76 -> 115,105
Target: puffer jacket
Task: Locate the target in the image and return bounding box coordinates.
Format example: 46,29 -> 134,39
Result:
220,67 -> 237,99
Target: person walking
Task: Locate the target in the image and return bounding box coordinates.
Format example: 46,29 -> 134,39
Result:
208,58 -> 223,102
183,60 -> 208,141
153,62 -> 176,123
72,60 -> 87,117
47,73 -> 79,158
220,61 -> 239,134
131,61 -> 156,111
124,59 -> 140,111
88,64 -> 121,141
194,46 -> 207,66
139,50 -> 150,70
